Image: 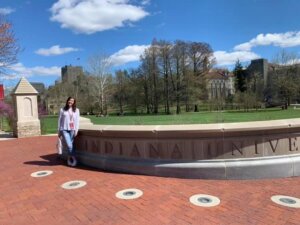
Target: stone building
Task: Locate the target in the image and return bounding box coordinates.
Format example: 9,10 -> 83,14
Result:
62,65 -> 84,84
205,58 -> 275,100
206,70 -> 234,99
246,58 -> 269,86
30,82 -> 47,114
237,58 -> 300,105
31,82 -> 45,94
47,65 -> 84,114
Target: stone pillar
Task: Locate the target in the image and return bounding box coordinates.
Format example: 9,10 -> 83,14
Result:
12,77 -> 41,138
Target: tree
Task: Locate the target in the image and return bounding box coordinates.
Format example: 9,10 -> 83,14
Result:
74,74 -> 98,114
140,42 -> 161,114
0,16 -> 20,75
233,60 -> 247,93
233,91 -> 258,112
187,41 -> 214,112
246,71 -> 264,105
172,40 -> 188,114
87,54 -> 112,115
113,70 -> 129,114
157,40 -> 173,114
127,68 -> 144,114
138,39 -> 215,114
270,50 -> 300,106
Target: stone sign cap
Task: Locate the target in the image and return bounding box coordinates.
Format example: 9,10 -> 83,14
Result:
12,77 -> 38,94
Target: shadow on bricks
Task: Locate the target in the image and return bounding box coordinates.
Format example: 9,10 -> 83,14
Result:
24,153 -> 64,166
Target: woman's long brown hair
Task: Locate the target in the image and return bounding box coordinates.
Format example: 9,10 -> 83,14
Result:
63,97 -> 76,112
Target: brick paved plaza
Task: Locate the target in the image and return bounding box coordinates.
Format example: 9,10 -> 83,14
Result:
0,136 -> 300,225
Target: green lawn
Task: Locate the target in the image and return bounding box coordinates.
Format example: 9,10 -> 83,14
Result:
2,108 -> 299,134
85,108 -> 300,125
40,115 -> 59,134
0,117 -> 11,132
37,107 -> 300,134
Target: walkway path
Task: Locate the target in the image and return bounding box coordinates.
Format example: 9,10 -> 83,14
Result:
0,131 -> 14,141
0,136 -> 299,225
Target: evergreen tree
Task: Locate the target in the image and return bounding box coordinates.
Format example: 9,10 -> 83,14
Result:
233,60 -> 247,92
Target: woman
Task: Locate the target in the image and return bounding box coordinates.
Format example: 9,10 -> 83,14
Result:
58,97 -> 80,166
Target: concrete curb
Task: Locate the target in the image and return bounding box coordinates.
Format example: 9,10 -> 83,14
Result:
74,151 -> 300,179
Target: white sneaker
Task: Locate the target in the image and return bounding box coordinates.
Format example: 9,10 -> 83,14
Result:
67,156 -> 77,167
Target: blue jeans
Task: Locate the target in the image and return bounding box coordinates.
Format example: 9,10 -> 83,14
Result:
61,130 -> 75,156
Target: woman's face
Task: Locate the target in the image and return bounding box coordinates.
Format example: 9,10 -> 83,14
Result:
68,98 -> 75,107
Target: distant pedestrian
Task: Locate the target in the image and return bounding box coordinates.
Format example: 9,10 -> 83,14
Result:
58,97 -> 80,166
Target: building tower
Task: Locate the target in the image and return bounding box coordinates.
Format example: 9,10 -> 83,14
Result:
247,58 -> 269,86
61,65 -> 84,83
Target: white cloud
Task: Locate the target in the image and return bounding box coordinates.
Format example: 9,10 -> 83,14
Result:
6,63 -> 61,78
141,0 -> 151,5
234,31 -> 300,51
286,59 -> 300,65
0,7 -> 15,15
214,51 -> 260,66
278,58 -> 300,66
0,74 -> 17,81
35,45 -> 79,56
110,44 -> 149,66
110,44 -> 259,67
50,0 -> 149,34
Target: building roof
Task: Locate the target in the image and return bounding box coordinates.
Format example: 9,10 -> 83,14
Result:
30,82 -> 45,94
205,70 -> 233,79
12,77 -> 38,94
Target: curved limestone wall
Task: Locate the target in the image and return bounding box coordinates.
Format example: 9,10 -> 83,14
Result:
72,118 -> 300,179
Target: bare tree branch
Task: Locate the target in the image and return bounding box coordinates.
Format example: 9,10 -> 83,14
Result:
87,54 -> 112,115
0,16 -> 20,76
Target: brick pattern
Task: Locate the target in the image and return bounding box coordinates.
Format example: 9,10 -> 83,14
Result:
0,136 -> 300,225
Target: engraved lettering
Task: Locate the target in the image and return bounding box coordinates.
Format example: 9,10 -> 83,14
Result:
105,142 -> 113,154
232,142 -> 243,155
149,143 -> 160,158
91,140 -> 99,153
207,143 -> 213,158
289,137 -> 299,152
269,139 -> 279,153
206,142 -> 218,158
192,141 -> 196,159
171,144 -> 182,159
255,141 -> 259,154
130,144 -> 140,157
85,140 -> 88,152
119,142 -> 123,155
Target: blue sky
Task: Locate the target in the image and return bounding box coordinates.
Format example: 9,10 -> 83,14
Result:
1,0 -> 300,88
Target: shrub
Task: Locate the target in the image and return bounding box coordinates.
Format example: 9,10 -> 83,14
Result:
0,101 -> 14,131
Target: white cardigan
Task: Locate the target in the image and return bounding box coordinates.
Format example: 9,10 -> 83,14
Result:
58,108 -> 80,133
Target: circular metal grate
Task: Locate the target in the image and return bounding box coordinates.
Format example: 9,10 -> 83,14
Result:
123,191 -> 136,196
197,197 -> 213,204
271,195 -> 300,208
190,194 -> 220,207
61,180 -> 87,190
31,170 -> 53,178
69,182 -> 81,187
279,198 -> 297,204
115,188 -> 143,200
